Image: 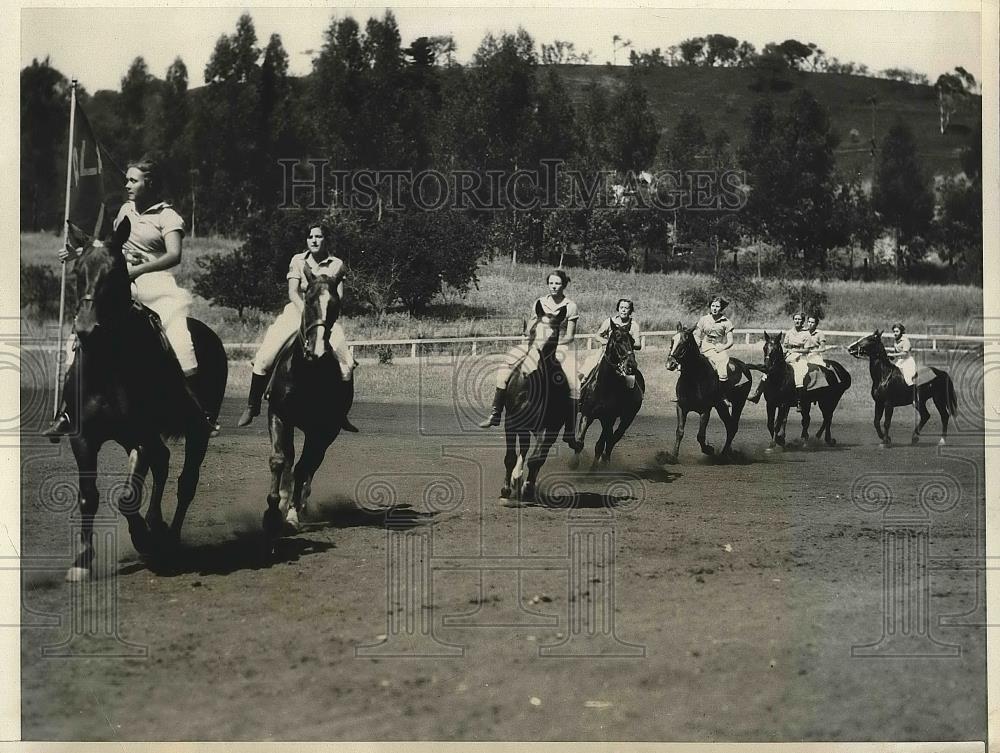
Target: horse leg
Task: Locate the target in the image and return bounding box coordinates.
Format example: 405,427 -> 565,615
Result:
696,410 -> 714,456
766,401 -> 777,449
716,400 -> 735,456
775,405 -> 790,447
882,405 -> 895,447
264,412 -> 291,538
913,390 -> 933,444
290,431 -> 337,526
67,437 -> 103,581
606,410 -> 639,465
511,431 -> 529,499
117,446 -> 152,555
873,402 -> 886,442
815,398 -> 835,445
670,405 -> 687,461
500,428 -> 517,499
800,401 -> 812,442
142,438 -> 171,541
170,428 -> 210,544
929,386 -> 950,444
523,429 -> 559,502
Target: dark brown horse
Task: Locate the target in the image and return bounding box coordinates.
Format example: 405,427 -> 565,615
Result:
576,322 -> 644,468
262,265 -> 355,537
60,218 -> 227,580
663,324 -> 752,461
847,330 -> 958,447
500,306 -> 571,503
758,332 -> 852,450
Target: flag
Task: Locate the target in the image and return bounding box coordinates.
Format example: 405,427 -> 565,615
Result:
67,101 -> 124,244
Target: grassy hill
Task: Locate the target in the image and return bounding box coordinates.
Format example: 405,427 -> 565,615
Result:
554,64 -> 979,179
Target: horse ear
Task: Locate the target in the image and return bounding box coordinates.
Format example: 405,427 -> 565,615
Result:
65,221 -> 92,252
535,300 -> 545,318
676,321 -> 683,332
110,217 -> 130,251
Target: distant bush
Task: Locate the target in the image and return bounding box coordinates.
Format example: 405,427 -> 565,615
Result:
780,281 -> 828,319
20,264 -> 65,319
678,267 -> 766,318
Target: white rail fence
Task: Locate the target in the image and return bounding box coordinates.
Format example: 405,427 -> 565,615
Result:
21,330 -> 986,358
219,329 -> 986,360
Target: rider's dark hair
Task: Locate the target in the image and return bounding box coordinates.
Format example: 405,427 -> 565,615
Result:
892,322 -> 906,334
307,222 -> 330,238
616,298 -> 634,312
807,313 -> 821,323
127,154 -> 164,198
548,269 -> 570,286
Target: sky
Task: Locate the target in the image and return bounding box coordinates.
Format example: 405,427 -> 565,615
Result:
21,4 -> 982,93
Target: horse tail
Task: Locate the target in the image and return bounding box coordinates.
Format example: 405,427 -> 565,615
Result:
946,372 -> 959,421
189,318 -> 229,419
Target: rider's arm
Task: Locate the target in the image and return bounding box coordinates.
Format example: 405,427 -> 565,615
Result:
631,322 -> 642,350
595,318 -> 611,344
288,278 -> 305,312
718,328 -> 734,352
561,319 -> 578,345
128,230 -> 182,280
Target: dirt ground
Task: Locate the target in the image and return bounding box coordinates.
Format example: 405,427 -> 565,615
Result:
19,361 -> 987,742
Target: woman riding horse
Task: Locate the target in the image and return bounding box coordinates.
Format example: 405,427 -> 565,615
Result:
748,312 -> 811,404
52,217 -> 227,579
693,295 -> 735,382
237,222 -> 358,432
577,310 -> 644,467
46,154 -> 218,438
580,298 -> 642,386
480,269 -> 583,451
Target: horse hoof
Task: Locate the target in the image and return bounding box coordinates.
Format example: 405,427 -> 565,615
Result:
825,438 -> 837,446
522,484 -> 536,503
701,445 -> 715,456
285,508 -> 301,532
499,486 -> 511,499
911,435 -> 920,445
65,566 -> 91,582
938,437 -> 947,446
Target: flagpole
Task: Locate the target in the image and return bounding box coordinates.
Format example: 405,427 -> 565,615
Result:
53,79 -> 77,420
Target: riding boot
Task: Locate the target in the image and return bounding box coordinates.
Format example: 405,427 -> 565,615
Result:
341,377 -> 359,433
563,398 -> 583,451
479,388 -> 506,428
237,372 -> 269,427
42,409 -> 72,443
747,376 -> 766,404
185,374 -> 220,437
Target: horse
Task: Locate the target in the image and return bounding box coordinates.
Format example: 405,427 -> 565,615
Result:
500,306 -> 572,503
60,218 -> 228,581
847,330 -> 958,447
663,324 -> 752,461
262,265 -> 355,537
757,332 -> 852,450
575,322 -> 644,468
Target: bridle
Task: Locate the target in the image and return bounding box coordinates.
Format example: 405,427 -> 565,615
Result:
603,329 -> 635,378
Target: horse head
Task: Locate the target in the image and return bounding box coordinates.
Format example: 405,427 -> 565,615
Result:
605,321 -> 637,378
530,299 -> 566,359
299,264 -> 342,362
73,218 -> 132,340
762,331 -> 786,372
665,322 -> 694,371
847,330 -> 882,360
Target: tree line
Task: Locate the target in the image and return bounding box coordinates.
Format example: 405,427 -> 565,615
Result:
21,12 -> 982,320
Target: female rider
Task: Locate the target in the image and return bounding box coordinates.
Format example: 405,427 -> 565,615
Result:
479,269 -> 583,450
236,222 -> 358,430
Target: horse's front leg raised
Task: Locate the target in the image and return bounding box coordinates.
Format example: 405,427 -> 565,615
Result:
264,412 -> 292,538
67,437 -> 103,581
290,431 -> 337,527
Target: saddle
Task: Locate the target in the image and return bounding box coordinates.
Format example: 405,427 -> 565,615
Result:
802,364 -> 840,391
131,301 -> 176,360
722,360 -> 749,389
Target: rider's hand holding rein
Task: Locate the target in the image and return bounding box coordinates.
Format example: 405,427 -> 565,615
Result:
58,246 -> 83,263
125,230 -> 183,281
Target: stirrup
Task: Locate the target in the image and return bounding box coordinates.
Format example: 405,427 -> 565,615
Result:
43,412 -> 72,442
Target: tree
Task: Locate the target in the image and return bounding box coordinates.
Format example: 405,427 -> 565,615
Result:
752,47 -> 792,91
605,72 -> 660,172
542,40 -> 589,65
873,120 -> 934,273
934,68 -> 976,134
740,91 -> 842,270
679,37 -> 705,66
735,41 -> 758,68
20,58 -> 75,230
705,34 -> 739,67
775,39 -> 813,69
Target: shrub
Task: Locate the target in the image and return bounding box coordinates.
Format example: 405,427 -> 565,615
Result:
679,267 -> 765,317
20,264 -> 66,319
377,346 -> 394,364
780,281 -> 828,319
